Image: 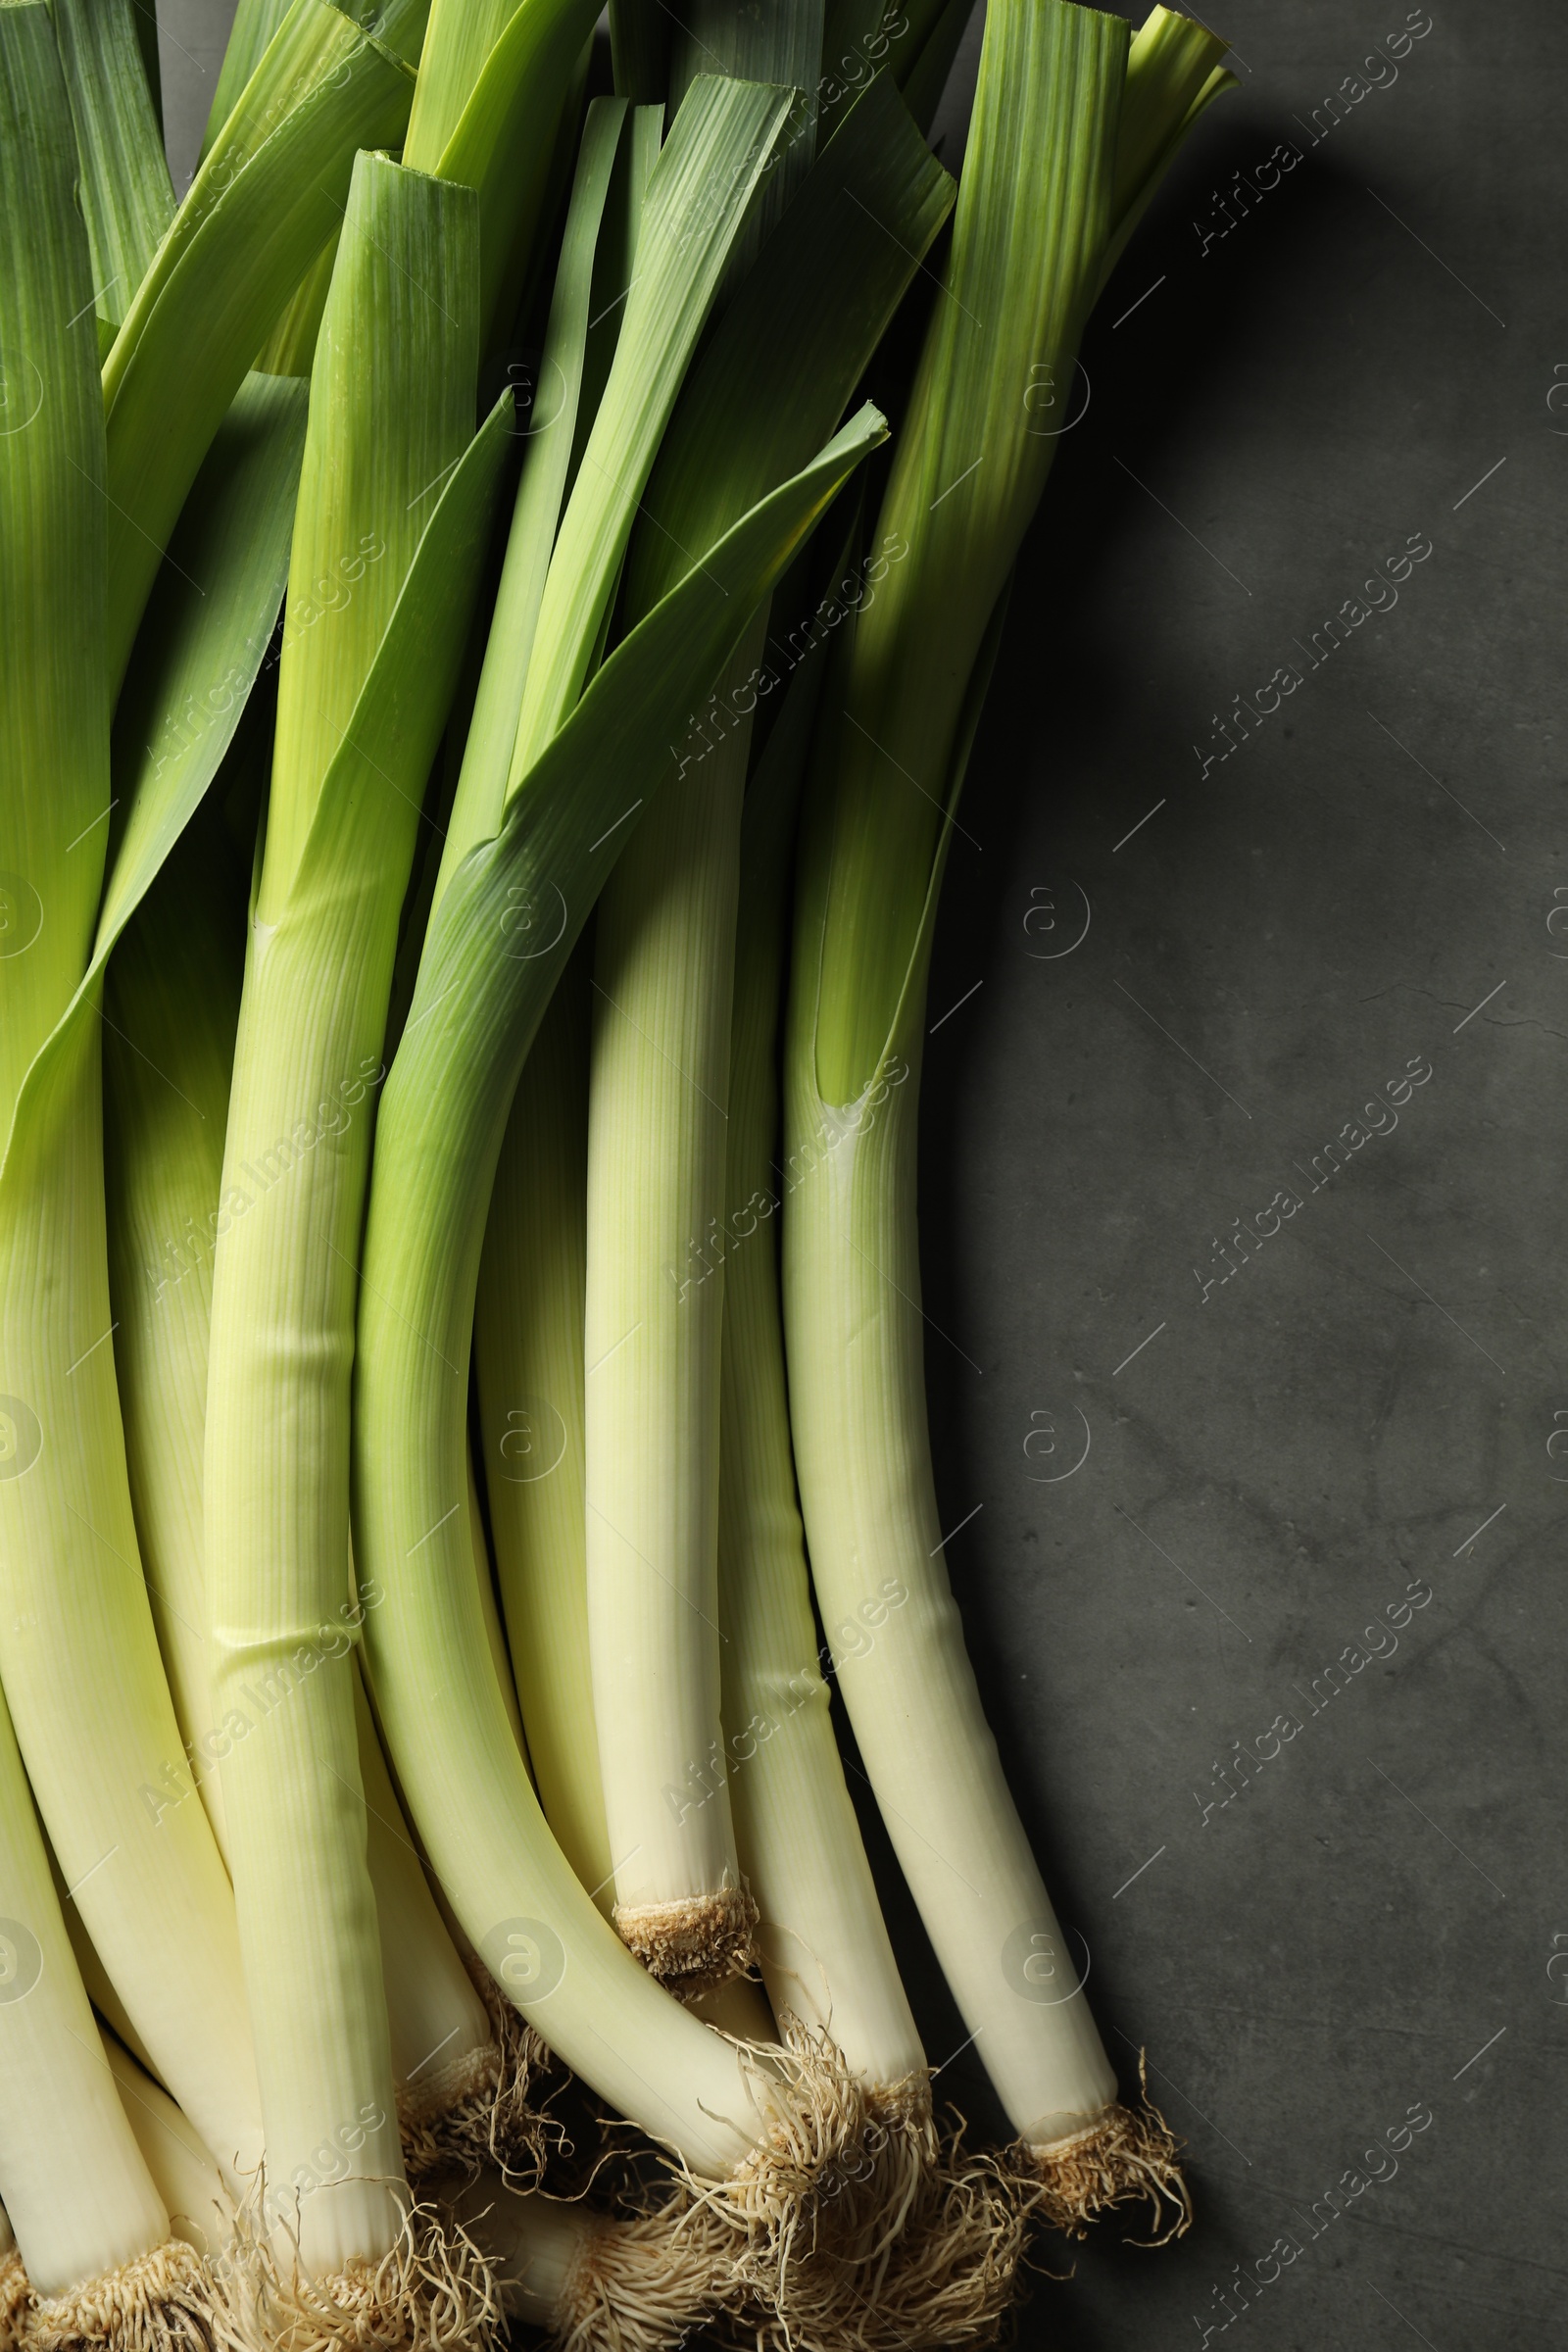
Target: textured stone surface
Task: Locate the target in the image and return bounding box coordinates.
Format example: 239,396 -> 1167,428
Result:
909,2 -> 1565,2344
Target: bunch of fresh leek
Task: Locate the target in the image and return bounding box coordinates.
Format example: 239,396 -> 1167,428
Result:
0,0 -> 1235,2345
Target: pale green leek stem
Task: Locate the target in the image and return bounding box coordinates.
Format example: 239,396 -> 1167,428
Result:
584,612 -> 765,1953
717,627 -> 925,2089
101,2031 -> 234,2260
0,1689 -> 170,2300
104,807 -> 495,2117
474,945 -> 613,1903
205,155 -> 503,2271
784,0 -> 1230,2161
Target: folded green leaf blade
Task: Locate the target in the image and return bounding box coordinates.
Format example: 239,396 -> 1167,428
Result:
811,0 -> 1126,1103
102,1 -> 416,691
434,95 -> 628,909
509,72 -> 797,778
412,0 -> 603,349
623,68 -> 954,622
51,0 -> 174,337
104,372 -> 309,948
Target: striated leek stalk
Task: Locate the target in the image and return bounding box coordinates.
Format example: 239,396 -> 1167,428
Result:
583,66 -> 954,1989
466,1446 -> 529,1757
783,0 -> 1230,2239
474,942 -> 613,1905
718,625 -> 925,2096
0,1683 -> 213,2348
203,150 -> 512,2287
0,0 -> 264,2204
581,603 -> 763,1986
101,2031 -> 234,2261
203,0 -> 303,156
104,797 -> 510,2187
708,565 -> 1036,2349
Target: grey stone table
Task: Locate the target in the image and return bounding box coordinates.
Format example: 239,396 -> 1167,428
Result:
914,3 -> 1565,2345
155,3 -> 1563,2345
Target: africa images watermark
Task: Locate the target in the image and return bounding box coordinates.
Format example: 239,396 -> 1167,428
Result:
1190,2095 -> 1435,2341
1192,531 -> 1435,781
665,532 -> 910,781
142,1055 -> 386,1305
139,1581 -> 384,1826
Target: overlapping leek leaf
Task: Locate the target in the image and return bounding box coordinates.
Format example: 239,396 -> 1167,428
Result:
900,0 -> 978,135
1101,5 -> 1235,287
203,0 -> 298,155
203,150 -> 511,2271
510,73 -> 798,774
434,97 -> 626,909
354,398 -> 886,2172
102,0 -> 416,689
50,0 -> 173,352
607,0 -> 668,104
408,0 -> 604,350
624,69 -> 955,618
664,0 -> 821,256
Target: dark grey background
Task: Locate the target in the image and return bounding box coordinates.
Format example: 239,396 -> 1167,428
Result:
157,4 -> 1564,2345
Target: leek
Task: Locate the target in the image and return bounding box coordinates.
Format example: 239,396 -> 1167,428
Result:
473,943 -> 614,1907
0,0 -> 266,2227
104,797 -> 516,2192
404,0 -> 604,351
582,67 -> 956,1991
101,2029 -> 233,2261
783,0 -> 1231,2237
0,1681 -> 213,2344
352,401 -> 886,2212
202,147 -> 511,2293
50,0 -> 173,353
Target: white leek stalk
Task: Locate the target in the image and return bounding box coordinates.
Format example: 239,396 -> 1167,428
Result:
582,602 -> 764,1985
718,634 -> 924,2095
581,63 -> 956,1988
103,806 -> 513,2186
203,151 -> 511,2287
783,0 -> 1231,2238
101,2031 -> 233,2261
0,1685 -> 217,2348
